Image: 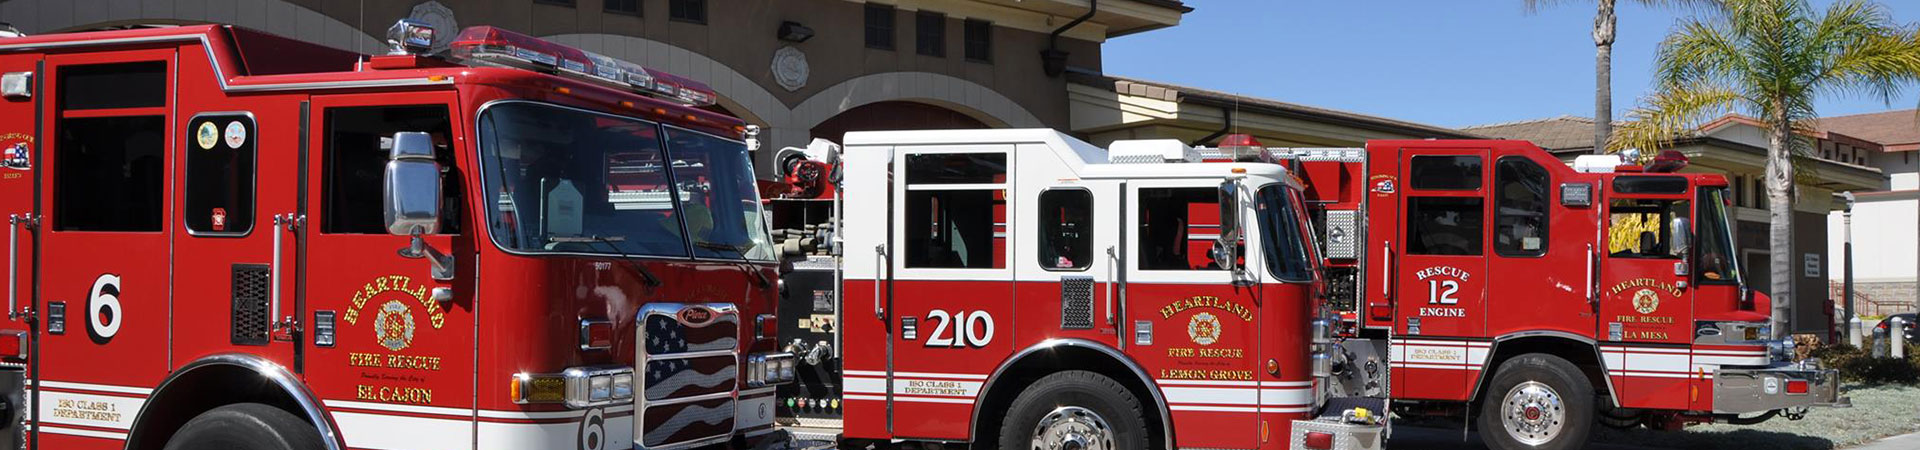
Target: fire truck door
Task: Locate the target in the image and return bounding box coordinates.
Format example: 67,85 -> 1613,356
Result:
1391,149 -> 1490,401
299,93 -> 475,439
1597,187 -> 1695,408
1124,180 -> 1259,450
1017,180 -> 1122,347
886,148 -> 1014,440
0,54 -> 37,446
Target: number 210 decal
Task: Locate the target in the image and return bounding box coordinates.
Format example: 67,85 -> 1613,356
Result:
924,310 -> 994,348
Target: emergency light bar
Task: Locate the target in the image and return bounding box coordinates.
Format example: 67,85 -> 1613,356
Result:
446,26 -> 718,107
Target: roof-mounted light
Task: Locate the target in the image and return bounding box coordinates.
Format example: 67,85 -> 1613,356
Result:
1213,134 -> 1278,164
387,19 -> 435,56
1646,150 -> 1689,173
446,26 -> 717,107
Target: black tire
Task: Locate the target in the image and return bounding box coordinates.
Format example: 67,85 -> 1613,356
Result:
162,403 -> 325,450
996,371 -> 1148,450
1476,354 -> 1595,450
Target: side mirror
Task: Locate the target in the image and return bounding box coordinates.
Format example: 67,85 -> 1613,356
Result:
384,132 -> 442,236
1213,179 -> 1242,272
1670,217 -> 1691,255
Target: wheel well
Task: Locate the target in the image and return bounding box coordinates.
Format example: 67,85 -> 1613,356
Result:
124,363 -> 321,450
972,346 -> 1168,450
1472,337 -> 1613,406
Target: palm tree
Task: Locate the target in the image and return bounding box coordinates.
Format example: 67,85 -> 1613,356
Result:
1525,0 -> 1718,153
1612,0 -> 1920,336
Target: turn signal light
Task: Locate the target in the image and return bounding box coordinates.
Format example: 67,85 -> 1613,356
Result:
1304,432 -> 1333,450
1368,305 -> 1393,321
1786,380 -> 1809,394
579,319 -> 613,351
0,330 -> 24,361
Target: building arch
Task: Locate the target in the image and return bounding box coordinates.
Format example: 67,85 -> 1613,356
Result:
793,71 -> 1044,131
2,0 -> 384,54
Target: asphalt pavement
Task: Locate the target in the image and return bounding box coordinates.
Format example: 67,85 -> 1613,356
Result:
1386,426 -> 1649,450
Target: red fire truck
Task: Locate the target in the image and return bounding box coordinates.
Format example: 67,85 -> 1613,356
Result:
764,131 -> 1846,450
0,19 -> 793,450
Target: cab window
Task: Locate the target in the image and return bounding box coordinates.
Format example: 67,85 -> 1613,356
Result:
54,61 -> 167,232
903,152 -> 1006,269
184,114 -> 257,235
1407,197 -> 1483,256
1493,157 -> 1549,256
322,105 -> 460,234
1037,189 -> 1092,270
1607,198 -> 1689,259
1138,187 -> 1232,270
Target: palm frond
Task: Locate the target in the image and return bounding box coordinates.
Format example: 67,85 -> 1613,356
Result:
1609,82 -> 1746,153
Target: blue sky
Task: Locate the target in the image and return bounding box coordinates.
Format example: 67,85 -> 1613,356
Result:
1103,0 -> 1920,129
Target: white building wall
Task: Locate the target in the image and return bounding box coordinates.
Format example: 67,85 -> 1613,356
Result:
1829,197 -> 1918,283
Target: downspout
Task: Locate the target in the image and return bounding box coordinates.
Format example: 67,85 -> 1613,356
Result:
1190,106 -> 1234,147
1041,0 -> 1097,77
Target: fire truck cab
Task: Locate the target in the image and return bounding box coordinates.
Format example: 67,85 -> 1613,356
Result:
0,20 -> 789,450
772,129 -> 1332,450
1297,140 -> 1849,449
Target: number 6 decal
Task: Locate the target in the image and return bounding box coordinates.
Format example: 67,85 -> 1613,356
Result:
924,309 -> 994,348
87,273 -> 123,344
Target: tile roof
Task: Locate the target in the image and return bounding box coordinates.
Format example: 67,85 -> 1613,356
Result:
1460,115 -> 1610,152
1816,109 -> 1920,151
1076,73 -> 1483,140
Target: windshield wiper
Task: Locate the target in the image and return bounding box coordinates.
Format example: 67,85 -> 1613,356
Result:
556,235 -> 662,287
696,242 -> 771,289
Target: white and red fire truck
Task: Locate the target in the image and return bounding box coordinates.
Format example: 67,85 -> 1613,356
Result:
764,130 -> 1846,450
0,19 -> 793,450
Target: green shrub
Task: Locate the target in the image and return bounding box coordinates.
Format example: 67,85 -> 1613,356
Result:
1809,343 -> 1920,385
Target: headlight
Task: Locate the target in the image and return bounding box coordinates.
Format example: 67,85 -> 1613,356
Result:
513,365 -> 634,409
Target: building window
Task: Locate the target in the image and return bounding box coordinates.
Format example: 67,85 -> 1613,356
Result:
1732,175 -> 1745,208
604,0 -> 639,15
916,11 -> 946,57
669,0 -> 706,24
1038,189 -> 1093,270
865,3 -> 895,50
964,19 -> 992,62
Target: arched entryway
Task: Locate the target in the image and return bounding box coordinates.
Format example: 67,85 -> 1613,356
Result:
809,101 -> 992,145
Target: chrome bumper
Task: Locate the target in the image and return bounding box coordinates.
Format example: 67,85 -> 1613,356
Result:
1712,362 -> 1849,414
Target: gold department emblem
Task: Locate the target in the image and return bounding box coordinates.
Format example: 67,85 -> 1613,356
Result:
1187,312 -> 1221,346
1632,289 -> 1661,315
375,300 -> 417,352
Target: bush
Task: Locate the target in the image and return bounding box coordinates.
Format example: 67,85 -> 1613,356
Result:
1808,343 -> 1920,385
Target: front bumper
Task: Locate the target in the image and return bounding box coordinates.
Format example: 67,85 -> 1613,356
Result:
1712,362 -> 1850,414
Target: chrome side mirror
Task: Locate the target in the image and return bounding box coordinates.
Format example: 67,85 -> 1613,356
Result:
383,131 -> 454,280
1213,179 -> 1242,273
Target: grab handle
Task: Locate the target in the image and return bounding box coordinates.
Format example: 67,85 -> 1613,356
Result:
874,243 -> 887,320
7,214 -> 32,319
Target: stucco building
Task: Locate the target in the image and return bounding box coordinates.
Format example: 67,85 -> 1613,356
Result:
1818,110 -> 1920,317
1466,115 -> 1886,335
0,0 -> 1190,175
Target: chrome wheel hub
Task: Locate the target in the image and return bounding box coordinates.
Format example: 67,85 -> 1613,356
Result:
1500,381 -> 1566,446
1031,406 -> 1113,450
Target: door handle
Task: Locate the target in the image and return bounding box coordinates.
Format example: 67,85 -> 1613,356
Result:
1105,246 -> 1117,326
874,243 -> 887,320
270,214 -> 303,333
7,214 -> 34,320
1380,242 -> 1393,299
1585,244 -> 1597,307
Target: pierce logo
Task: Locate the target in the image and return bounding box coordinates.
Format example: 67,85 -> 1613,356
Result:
678,306 -> 716,326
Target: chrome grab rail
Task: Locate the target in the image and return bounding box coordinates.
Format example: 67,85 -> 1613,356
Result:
1105,246 -> 1117,325
7,214 -> 30,319
874,243 -> 886,320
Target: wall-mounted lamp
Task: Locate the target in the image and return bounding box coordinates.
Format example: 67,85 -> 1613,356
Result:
778,21 -> 814,43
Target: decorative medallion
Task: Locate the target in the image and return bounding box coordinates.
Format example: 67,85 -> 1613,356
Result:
1187,312 -> 1221,346
772,46 -> 809,92
375,299 -> 417,351
408,1 -> 460,53
1632,288 -> 1660,315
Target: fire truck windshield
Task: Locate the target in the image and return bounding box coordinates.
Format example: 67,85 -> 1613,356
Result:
1256,185 -> 1316,283
478,101 -> 774,261
1697,187 -> 1741,284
